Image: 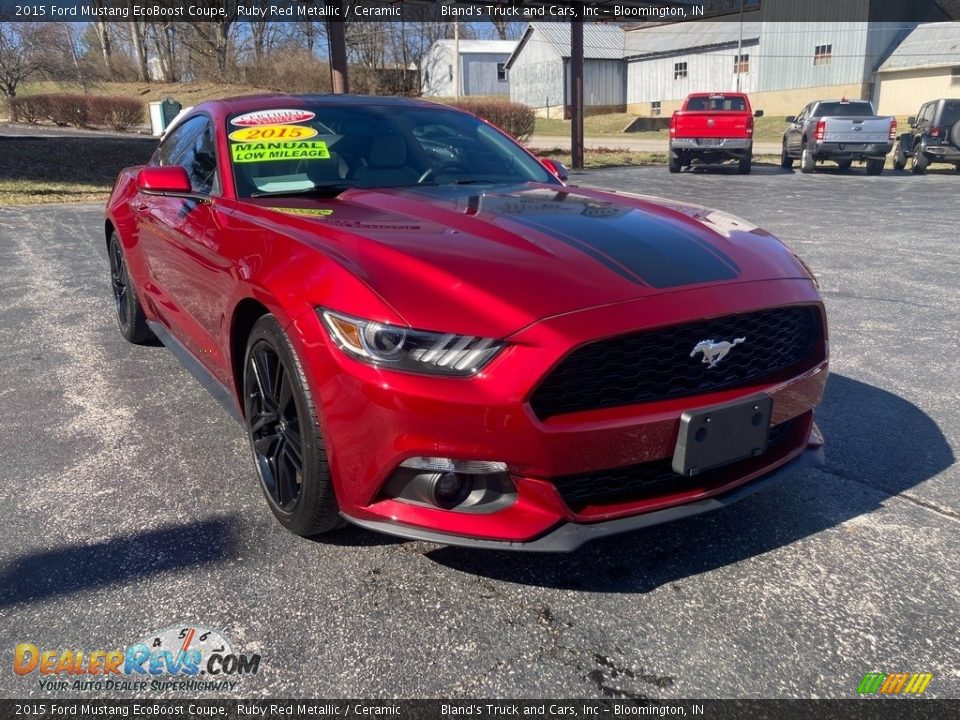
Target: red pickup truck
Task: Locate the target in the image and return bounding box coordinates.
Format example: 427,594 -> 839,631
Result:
669,93 -> 763,174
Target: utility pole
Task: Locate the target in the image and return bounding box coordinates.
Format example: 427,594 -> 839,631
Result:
327,2 -> 348,94
736,0 -> 745,92
570,15 -> 584,170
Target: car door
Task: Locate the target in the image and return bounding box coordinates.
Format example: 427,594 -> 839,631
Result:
786,105 -> 808,154
131,116 -> 207,329
134,115 -> 236,385
917,103 -> 933,142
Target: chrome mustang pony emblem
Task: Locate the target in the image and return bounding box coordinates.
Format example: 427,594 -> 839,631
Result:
690,337 -> 746,368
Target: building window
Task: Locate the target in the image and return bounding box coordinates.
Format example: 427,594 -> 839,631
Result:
734,54 -> 749,74
448,64 -> 453,82
814,44 -> 833,66
651,101 -> 661,117
952,67 -> 960,85
674,62 -> 688,80
497,63 -> 507,82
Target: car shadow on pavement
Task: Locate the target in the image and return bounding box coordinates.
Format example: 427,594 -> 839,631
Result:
0,517 -> 240,608
424,373 -> 954,592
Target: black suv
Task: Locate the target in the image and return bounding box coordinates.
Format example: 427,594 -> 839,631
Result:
893,98 -> 960,174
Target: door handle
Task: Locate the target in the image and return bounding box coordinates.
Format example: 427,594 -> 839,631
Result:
133,202 -> 148,211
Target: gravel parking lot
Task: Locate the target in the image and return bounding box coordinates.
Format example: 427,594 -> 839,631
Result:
1,165 -> 957,699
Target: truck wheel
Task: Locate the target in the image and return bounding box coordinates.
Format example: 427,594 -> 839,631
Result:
738,154 -> 752,174
837,160 -> 852,171
800,146 -> 815,174
668,154 -> 681,173
912,151 -> 928,175
893,143 -> 907,171
865,158 -> 884,175
780,142 -> 793,169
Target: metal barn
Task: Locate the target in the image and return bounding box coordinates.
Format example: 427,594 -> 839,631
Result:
506,23 -> 627,117
420,40 -> 517,98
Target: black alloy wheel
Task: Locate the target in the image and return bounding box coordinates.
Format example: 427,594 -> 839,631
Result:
242,314 -> 342,536
108,233 -> 154,344
245,340 -> 305,513
109,239 -> 129,331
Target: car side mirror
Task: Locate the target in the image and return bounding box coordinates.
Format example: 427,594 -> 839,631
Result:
785,115 -> 796,124
907,116 -> 916,127
754,109 -> 764,118
540,158 -> 569,181
137,165 -> 193,195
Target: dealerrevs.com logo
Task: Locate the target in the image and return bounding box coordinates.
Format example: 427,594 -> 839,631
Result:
14,625 -> 261,693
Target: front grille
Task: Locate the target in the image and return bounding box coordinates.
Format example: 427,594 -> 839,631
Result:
551,418 -> 798,511
530,306 -> 822,419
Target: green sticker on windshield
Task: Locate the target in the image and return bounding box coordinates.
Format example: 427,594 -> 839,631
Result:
231,140 -> 330,163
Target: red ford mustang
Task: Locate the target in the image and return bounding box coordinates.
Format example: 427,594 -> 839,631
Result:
105,94 -> 828,551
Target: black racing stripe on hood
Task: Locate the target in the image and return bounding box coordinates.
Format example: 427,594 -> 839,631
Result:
504,210 -> 740,289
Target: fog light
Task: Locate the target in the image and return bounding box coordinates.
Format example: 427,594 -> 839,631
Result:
383,457 -> 517,514
431,472 -> 471,509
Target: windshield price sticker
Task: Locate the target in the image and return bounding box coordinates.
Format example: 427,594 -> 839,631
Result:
231,141 -> 330,163
231,109 -> 315,127
229,125 -> 318,143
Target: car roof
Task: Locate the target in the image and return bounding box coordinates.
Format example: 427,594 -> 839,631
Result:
200,93 -> 450,117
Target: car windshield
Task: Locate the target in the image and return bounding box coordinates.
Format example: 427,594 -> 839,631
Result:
814,102 -> 875,117
227,104 -> 554,198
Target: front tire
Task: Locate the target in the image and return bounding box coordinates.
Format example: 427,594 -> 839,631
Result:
243,314 -> 343,537
780,142 -> 793,169
865,158 -> 884,175
800,146 -> 816,174
108,232 -> 154,344
893,142 -> 907,171
912,150 -> 928,174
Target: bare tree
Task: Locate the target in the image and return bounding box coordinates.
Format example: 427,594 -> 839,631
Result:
0,22 -> 56,97
148,22 -> 179,82
128,17 -> 150,81
184,1 -> 240,76
90,3 -> 115,79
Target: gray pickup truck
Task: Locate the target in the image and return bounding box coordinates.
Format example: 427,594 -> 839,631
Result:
781,99 -> 895,175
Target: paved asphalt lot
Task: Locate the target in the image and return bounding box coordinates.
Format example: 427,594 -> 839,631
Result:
1,165 -> 958,699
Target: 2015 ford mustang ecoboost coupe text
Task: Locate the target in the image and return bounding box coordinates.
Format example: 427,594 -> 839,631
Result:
104,95 -> 828,551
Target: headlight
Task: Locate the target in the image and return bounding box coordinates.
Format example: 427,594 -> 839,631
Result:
318,309 -> 505,376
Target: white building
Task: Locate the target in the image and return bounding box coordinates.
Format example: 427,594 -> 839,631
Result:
874,22 -> 960,116
420,40 -> 518,98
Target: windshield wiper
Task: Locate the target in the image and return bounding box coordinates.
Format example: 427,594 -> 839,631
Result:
250,183 -> 354,198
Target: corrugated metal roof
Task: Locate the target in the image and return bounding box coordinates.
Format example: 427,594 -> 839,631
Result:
433,39 -> 518,55
624,21 -> 762,58
527,22 -> 626,59
877,22 -> 960,73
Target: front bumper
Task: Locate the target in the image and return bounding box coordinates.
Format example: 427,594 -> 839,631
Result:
344,443 -> 825,552
290,281 -> 828,548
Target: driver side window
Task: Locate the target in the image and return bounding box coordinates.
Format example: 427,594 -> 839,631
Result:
152,117 -> 205,168
150,116 -> 218,196
182,121 -> 219,196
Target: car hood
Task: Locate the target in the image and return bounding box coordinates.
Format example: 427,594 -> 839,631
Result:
245,183 -> 813,338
